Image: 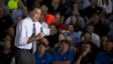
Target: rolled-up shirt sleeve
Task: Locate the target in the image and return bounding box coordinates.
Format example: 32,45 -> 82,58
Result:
43,27 -> 50,36
15,21 -> 29,46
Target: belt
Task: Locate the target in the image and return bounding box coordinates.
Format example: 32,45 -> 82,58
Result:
16,47 -> 32,52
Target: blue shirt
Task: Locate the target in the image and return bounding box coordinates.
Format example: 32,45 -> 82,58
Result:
52,50 -> 74,63
95,52 -> 113,64
35,51 -> 52,64
64,31 -> 81,47
108,31 -> 113,40
65,16 -> 86,29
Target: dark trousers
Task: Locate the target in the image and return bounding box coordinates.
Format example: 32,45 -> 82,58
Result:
15,48 -> 35,64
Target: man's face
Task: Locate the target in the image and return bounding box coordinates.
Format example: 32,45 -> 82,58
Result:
68,25 -> 74,32
8,27 -> 15,36
4,40 -> 11,49
87,26 -> 94,33
105,41 -> 113,52
84,33 -> 91,42
32,8 -> 41,21
38,44 -> 46,53
60,42 -> 69,53
91,0 -> 97,5
82,43 -> 91,53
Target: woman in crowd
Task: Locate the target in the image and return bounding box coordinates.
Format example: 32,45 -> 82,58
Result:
72,43 -> 95,64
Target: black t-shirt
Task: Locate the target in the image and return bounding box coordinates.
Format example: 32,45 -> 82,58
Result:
93,22 -> 109,37
46,34 -> 58,48
84,6 -> 103,18
72,52 -> 95,64
0,50 -> 14,64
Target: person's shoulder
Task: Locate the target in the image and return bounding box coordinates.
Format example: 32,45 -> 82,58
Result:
85,6 -> 91,10
67,50 -> 75,55
20,17 -> 32,24
45,52 -> 52,58
92,33 -> 100,38
96,51 -> 105,56
45,51 -> 51,55
22,17 -> 30,22
52,51 -> 60,57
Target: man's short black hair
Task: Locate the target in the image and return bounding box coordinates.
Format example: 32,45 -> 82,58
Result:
28,6 -> 41,12
37,41 -> 48,47
60,39 -> 71,46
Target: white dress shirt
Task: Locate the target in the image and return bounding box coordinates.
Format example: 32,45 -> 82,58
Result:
97,0 -> 112,14
82,33 -> 100,47
14,16 -> 50,50
91,33 -> 100,47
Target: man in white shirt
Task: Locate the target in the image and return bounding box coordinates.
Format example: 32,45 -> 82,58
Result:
87,25 -> 100,47
14,7 -> 46,64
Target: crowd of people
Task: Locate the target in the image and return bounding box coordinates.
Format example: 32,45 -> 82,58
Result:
0,0 -> 113,64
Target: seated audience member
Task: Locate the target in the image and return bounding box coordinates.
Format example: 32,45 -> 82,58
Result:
0,34 -> 13,48
64,24 -> 81,47
35,41 -> 52,64
0,39 -> 14,64
87,13 -> 109,37
54,33 -> 65,50
83,0 -> 103,21
65,3 -> 85,29
45,13 -> 55,26
79,32 -> 98,54
108,29 -> 113,40
100,36 -> 108,51
95,39 -> 113,64
81,32 -> 92,43
6,26 -> 15,40
72,43 -> 95,64
40,37 -> 55,53
65,35 -> 77,54
54,13 -> 65,30
47,25 -> 59,48
86,25 -> 100,47
52,40 -> 74,64
54,34 -> 76,54
97,0 -> 112,14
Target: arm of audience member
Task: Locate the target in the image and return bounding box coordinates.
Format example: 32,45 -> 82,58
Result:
97,0 -> 102,7
73,55 -> 82,64
84,16 -> 89,24
95,35 -> 100,47
52,60 -> 70,64
74,51 -> 88,64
